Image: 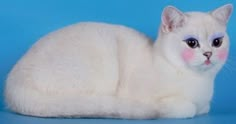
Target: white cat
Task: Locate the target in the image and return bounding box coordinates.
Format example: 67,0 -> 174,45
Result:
5,4 -> 233,119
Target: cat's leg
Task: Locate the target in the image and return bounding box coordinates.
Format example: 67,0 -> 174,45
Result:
156,96 -> 197,118
197,104 -> 210,115
5,83 -> 158,119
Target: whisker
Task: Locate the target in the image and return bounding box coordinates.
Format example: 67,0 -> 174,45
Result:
225,58 -> 236,71
220,57 -> 236,80
222,65 -> 233,77
220,67 -> 231,80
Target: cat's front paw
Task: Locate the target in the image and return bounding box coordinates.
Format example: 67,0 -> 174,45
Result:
157,97 -> 197,118
197,104 -> 210,115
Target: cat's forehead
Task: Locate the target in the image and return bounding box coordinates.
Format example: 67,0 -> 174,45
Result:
183,12 -> 226,38
185,12 -> 222,27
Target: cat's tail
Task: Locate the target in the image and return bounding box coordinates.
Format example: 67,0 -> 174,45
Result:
5,83 -> 158,119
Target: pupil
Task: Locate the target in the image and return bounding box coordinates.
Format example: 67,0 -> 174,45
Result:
190,41 -> 195,45
188,40 -> 197,48
212,38 -> 223,48
214,40 -> 219,45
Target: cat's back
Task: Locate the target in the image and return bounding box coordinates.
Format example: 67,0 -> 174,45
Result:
28,22 -> 151,60
39,22 -> 150,45
17,22 -> 152,69
6,22 -> 152,96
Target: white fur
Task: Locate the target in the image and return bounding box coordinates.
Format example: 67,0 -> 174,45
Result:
5,4 -> 233,119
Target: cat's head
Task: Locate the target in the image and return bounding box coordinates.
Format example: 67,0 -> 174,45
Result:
158,4 -> 233,74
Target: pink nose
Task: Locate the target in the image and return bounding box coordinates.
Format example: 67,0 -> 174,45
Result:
203,52 -> 212,59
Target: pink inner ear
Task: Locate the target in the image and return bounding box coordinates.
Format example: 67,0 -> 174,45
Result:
218,49 -> 228,61
182,48 -> 194,62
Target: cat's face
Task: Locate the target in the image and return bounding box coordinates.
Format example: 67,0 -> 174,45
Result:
159,4 -> 233,74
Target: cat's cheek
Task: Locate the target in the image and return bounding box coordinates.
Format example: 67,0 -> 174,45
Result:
218,49 -> 228,61
181,49 -> 194,62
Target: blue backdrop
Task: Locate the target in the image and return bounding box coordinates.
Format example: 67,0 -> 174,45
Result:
0,0 -> 235,123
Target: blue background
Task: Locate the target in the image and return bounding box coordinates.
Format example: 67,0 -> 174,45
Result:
0,0 -> 236,123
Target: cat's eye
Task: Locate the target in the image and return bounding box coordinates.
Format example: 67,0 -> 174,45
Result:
212,37 -> 223,48
183,38 -> 200,49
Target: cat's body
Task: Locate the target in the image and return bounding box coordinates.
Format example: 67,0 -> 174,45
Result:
5,5 -> 233,119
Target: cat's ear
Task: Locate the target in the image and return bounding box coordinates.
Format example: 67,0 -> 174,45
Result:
211,4 -> 233,25
161,6 -> 186,32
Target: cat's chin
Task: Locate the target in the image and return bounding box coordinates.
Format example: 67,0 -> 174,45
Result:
192,62 -> 217,72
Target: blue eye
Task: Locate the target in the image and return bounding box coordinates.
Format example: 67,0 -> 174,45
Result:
183,38 -> 200,49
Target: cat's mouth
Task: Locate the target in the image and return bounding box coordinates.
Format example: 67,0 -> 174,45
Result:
204,59 -> 211,65
197,59 -> 215,71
